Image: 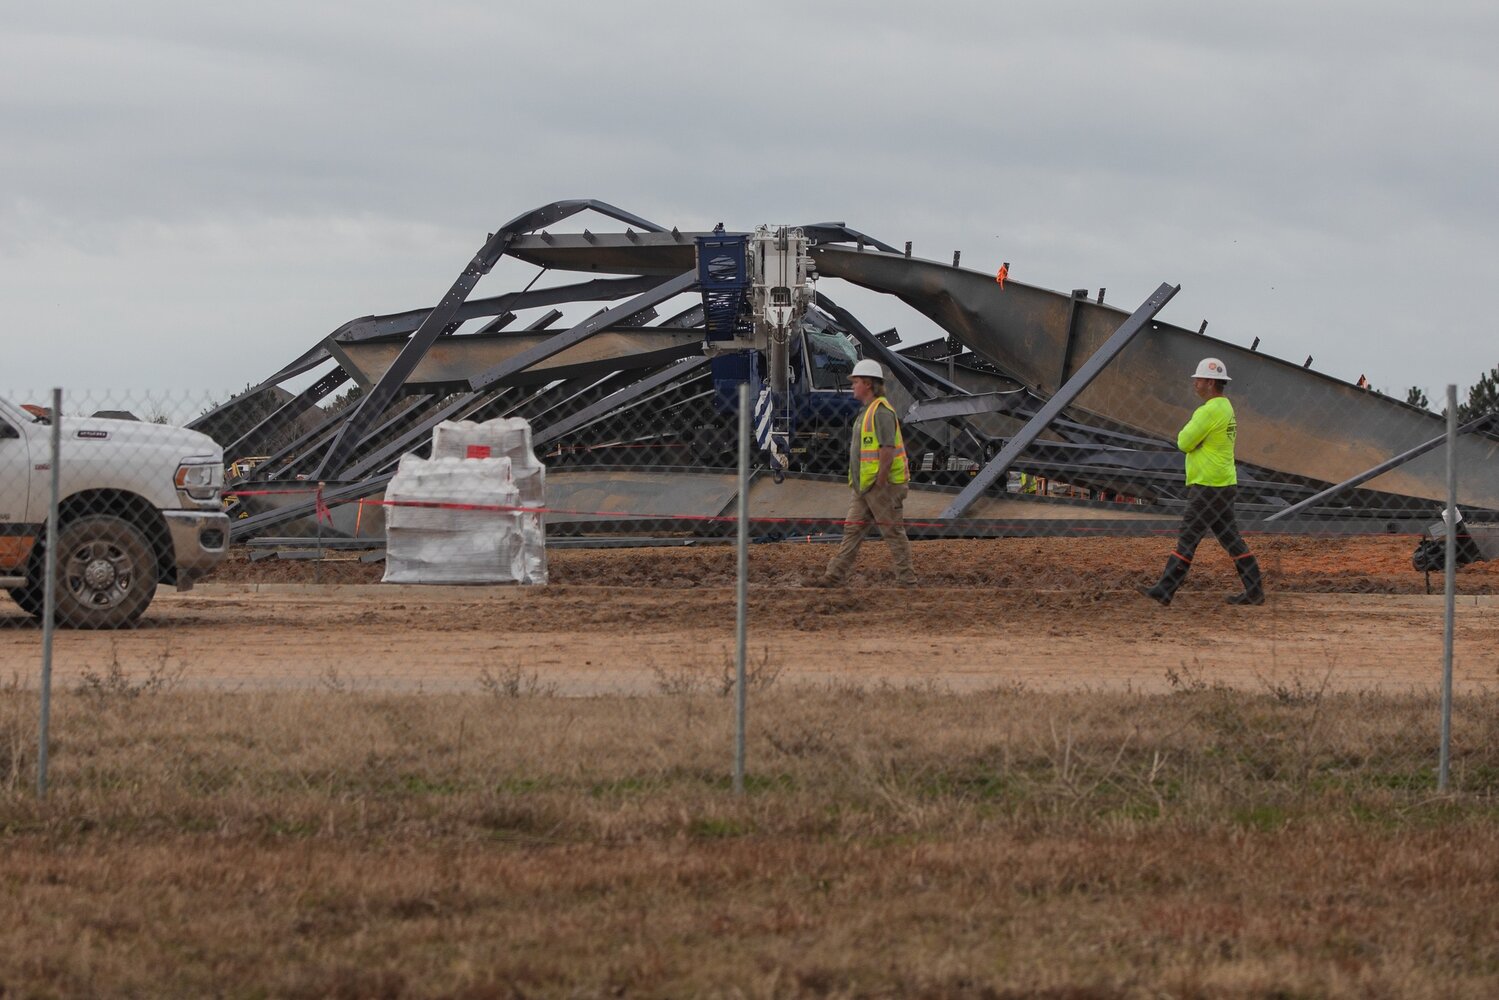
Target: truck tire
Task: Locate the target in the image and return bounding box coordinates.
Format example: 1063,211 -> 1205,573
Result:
52,515 -> 158,629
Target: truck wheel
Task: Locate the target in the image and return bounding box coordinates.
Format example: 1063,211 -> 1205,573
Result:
52,515 -> 158,629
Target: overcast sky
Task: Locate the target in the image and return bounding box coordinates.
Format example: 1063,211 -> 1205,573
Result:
4,1 -> 1496,412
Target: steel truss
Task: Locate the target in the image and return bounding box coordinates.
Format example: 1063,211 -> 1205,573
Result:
192,199 -> 1498,542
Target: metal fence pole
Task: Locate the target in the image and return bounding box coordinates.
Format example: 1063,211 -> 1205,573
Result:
733,382 -> 749,796
1439,384 -> 1457,792
37,387 -> 62,799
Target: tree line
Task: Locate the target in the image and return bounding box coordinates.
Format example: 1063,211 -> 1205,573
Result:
1405,363 -> 1499,422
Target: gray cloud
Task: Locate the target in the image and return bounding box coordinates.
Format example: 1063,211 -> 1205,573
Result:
3,0 -> 1496,405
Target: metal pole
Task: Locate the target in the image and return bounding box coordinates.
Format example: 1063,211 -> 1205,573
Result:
734,382 -> 749,795
1439,385 -> 1457,791
38,387 -> 61,799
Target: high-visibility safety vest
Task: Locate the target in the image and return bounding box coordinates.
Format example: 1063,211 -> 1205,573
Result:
852,396 -> 909,490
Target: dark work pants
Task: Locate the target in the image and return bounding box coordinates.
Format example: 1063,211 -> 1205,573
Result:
1174,485 -> 1250,562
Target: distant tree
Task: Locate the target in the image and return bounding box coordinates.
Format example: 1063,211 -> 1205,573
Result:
198,382 -> 281,425
1405,386 -> 1430,410
1459,365 -> 1499,423
325,384 -> 365,414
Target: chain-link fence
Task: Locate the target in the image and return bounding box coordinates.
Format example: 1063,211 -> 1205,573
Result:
3,366 -> 1496,800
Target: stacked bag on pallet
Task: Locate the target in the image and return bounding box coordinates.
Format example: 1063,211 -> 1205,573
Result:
382,417 -> 547,584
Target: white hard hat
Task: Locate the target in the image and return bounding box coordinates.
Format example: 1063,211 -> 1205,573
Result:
851,359 -> 885,380
1192,357 -> 1231,381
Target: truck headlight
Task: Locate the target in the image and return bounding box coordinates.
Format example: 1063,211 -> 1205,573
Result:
175,458 -> 224,504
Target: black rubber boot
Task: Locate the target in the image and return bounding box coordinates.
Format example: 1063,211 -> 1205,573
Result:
1140,554 -> 1190,607
1226,555 -> 1264,606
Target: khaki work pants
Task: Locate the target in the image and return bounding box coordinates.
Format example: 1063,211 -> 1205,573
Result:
824,481 -> 915,585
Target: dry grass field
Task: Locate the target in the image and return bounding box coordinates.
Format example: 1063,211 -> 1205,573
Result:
4,680 -> 1499,997
3,535 -> 1499,996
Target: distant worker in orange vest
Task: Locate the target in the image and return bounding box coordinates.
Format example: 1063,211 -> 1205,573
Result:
814,359 -> 917,587
995,261 -> 1009,289
1141,357 -> 1264,606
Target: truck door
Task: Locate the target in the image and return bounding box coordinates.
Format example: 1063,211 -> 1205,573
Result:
0,409 -> 34,572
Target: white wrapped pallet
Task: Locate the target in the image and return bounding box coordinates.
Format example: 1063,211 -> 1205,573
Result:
431,418 -> 533,463
436,419 -> 546,507
382,454 -> 530,584
383,417 -> 548,585
429,417 -> 547,584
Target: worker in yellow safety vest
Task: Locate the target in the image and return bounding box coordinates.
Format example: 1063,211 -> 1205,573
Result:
814,359 -> 917,587
1140,357 -> 1264,606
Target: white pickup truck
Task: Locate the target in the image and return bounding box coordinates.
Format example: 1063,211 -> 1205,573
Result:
0,397 -> 229,628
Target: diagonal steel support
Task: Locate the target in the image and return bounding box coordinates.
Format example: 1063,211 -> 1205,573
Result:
311,201 -> 668,479
815,294 -> 995,460
228,358 -> 714,541
940,282 -> 1179,519
312,230 -> 520,478
1264,412 -> 1497,521
469,271 -> 699,391
532,356 -> 712,446
223,366 -> 351,461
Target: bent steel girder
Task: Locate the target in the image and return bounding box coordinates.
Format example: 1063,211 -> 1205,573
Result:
812,245 -> 1499,510
219,204 -> 1493,542
312,201 -> 669,480
332,327 -> 703,391
507,231 -> 699,275
942,283 -> 1178,518
332,276 -> 666,348
195,276 -> 671,444
797,223 -> 901,255
228,358 -> 715,540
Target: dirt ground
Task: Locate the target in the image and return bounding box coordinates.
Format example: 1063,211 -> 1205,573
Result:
3,535 -> 1497,694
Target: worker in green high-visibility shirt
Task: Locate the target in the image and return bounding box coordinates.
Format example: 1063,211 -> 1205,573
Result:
1141,357 -> 1265,606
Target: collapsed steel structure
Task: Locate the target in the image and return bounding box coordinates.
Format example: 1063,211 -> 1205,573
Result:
191,199 -> 1499,544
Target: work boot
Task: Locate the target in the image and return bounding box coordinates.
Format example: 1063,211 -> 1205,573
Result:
1226,555 -> 1264,606
1139,553 -> 1190,607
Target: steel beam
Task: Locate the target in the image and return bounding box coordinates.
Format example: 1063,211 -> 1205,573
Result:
312,231 -> 522,477
533,357 -> 714,447
524,308 -> 563,331
798,222 -> 901,255
312,201 -> 667,479
1264,412 -> 1497,521
905,391 -> 1026,424
469,270 -> 699,391
224,366 -> 350,460
335,276 -> 666,344
228,362 -> 713,540
940,283 -> 1180,519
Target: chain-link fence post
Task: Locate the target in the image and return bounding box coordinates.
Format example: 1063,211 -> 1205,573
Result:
1439,384 -> 1456,791
37,386 -> 61,799
733,382 -> 749,796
